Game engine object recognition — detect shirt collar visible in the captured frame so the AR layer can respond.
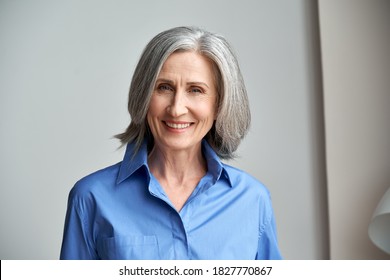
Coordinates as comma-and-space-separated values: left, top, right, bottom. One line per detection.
201, 139, 232, 187
116, 139, 233, 187
116, 141, 149, 185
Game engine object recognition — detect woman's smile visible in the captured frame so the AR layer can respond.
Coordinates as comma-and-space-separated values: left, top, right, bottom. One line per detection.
163, 121, 193, 130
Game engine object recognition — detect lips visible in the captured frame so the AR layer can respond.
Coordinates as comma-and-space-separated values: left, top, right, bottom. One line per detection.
164, 121, 192, 129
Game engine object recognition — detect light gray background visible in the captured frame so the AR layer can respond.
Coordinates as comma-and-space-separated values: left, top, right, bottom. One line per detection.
3, 0, 386, 260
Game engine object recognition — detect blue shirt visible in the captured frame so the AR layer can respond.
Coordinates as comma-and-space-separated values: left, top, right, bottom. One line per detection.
60, 140, 282, 260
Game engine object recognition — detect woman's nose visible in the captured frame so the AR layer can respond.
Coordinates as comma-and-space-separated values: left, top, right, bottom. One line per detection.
167, 91, 188, 117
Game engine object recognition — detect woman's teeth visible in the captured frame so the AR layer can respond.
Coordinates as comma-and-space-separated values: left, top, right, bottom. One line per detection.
165, 122, 191, 129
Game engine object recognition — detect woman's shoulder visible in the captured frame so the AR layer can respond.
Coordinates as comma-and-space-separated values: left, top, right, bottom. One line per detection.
68, 162, 121, 199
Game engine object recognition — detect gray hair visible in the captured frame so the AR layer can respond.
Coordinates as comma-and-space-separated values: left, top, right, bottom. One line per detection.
115, 26, 250, 159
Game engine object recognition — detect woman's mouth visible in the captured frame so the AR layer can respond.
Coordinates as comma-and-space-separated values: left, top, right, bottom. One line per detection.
164, 121, 192, 129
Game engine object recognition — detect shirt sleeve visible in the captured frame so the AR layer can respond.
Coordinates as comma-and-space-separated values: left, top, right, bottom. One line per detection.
60, 187, 98, 260
256, 194, 283, 260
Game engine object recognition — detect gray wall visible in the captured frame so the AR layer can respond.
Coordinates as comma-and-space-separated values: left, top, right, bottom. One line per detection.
0, 0, 328, 259
319, 0, 390, 259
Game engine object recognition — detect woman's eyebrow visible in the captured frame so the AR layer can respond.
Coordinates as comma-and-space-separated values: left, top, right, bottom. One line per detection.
155, 78, 174, 84
187, 82, 210, 89
156, 78, 209, 89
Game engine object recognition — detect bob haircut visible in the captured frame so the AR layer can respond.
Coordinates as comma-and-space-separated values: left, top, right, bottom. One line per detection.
116, 26, 250, 159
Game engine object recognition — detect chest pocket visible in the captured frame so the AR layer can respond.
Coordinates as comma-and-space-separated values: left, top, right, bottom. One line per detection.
97, 235, 160, 259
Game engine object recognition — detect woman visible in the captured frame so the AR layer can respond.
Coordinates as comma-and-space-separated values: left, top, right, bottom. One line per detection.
60, 26, 282, 260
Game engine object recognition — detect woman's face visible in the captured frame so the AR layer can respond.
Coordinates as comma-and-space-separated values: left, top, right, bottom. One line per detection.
147, 51, 217, 154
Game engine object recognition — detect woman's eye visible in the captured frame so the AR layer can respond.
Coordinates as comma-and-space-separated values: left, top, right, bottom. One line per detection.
158, 84, 174, 92
189, 87, 204, 94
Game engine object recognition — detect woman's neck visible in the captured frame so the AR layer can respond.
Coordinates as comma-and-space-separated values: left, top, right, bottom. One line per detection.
147, 144, 207, 185
147, 143, 208, 212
